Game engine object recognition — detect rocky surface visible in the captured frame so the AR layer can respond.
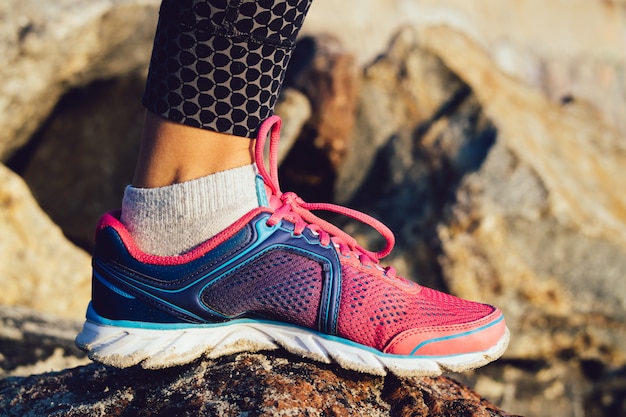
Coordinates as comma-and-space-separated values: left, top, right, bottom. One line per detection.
0, 306, 89, 378
302, 0, 626, 138
0, 352, 516, 417
14, 76, 145, 250
0, 0, 160, 161
0, 163, 91, 320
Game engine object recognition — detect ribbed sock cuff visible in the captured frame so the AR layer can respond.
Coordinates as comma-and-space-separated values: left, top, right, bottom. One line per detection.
121, 164, 259, 256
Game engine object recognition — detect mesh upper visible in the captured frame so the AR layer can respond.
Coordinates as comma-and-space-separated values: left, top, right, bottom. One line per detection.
202, 249, 323, 328
336, 264, 494, 351
201, 248, 493, 351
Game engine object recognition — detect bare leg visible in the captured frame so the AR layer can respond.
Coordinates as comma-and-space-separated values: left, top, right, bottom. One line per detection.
132, 111, 254, 188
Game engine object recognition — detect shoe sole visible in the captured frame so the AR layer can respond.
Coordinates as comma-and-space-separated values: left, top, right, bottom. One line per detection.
76, 314, 510, 377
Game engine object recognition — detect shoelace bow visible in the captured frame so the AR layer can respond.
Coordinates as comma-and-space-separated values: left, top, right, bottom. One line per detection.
255, 116, 397, 278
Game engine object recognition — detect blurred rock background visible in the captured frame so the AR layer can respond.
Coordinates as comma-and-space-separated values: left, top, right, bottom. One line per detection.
1, 0, 626, 416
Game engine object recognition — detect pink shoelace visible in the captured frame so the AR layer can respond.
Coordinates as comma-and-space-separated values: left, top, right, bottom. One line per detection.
255, 116, 397, 278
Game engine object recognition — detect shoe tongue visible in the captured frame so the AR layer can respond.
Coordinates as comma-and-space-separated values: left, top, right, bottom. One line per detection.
254, 174, 272, 207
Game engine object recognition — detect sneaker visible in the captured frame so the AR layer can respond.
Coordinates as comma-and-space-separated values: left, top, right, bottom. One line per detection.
76, 115, 509, 376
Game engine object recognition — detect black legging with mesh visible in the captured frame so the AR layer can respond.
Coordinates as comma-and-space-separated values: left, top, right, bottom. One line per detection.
142, 0, 313, 138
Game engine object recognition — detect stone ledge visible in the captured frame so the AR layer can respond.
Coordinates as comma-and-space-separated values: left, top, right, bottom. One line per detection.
0, 350, 518, 417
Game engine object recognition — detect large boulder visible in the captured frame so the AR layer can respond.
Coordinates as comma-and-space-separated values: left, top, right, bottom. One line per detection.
0, 305, 88, 378
420, 25, 626, 364
0, 352, 516, 417
15, 76, 144, 249
302, 0, 626, 137
0, 0, 159, 161
1, 0, 161, 248
0, 164, 90, 320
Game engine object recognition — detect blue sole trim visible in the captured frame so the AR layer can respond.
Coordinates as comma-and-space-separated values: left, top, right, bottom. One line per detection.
409, 314, 505, 355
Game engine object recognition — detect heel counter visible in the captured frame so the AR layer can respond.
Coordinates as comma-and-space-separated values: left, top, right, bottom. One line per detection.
90, 265, 183, 324
90, 224, 182, 324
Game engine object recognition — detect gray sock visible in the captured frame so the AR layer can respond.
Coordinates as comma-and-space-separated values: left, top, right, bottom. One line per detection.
121, 164, 259, 256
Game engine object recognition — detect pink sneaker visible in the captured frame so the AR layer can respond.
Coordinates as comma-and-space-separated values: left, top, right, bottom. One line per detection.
76, 116, 509, 376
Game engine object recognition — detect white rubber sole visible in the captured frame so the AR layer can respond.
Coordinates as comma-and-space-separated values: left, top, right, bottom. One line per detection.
76, 319, 510, 377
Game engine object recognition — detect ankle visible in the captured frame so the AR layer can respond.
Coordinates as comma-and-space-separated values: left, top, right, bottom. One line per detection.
132, 111, 255, 188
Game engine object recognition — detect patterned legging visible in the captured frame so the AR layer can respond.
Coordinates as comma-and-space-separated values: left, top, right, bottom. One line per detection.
142, 0, 313, 138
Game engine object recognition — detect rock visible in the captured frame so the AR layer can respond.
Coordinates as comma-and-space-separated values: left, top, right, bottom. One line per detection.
0, 0, 159, 161
0, 305, 88, 378
438, 141, 626, 364
13, 76, 144, 249
412, 25, 626, 366
420, 25, 626, 251
279, 35, 360, 203
336, 27, 496, 289
1, 0, 160, 249
335, 27, 469, 205
0, 163, 90, 320
0, 352, 517, 417
302, 0, 626, 137
273, 88, 312, 164
457, 358, 626, 417
289, 34, 360, 172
